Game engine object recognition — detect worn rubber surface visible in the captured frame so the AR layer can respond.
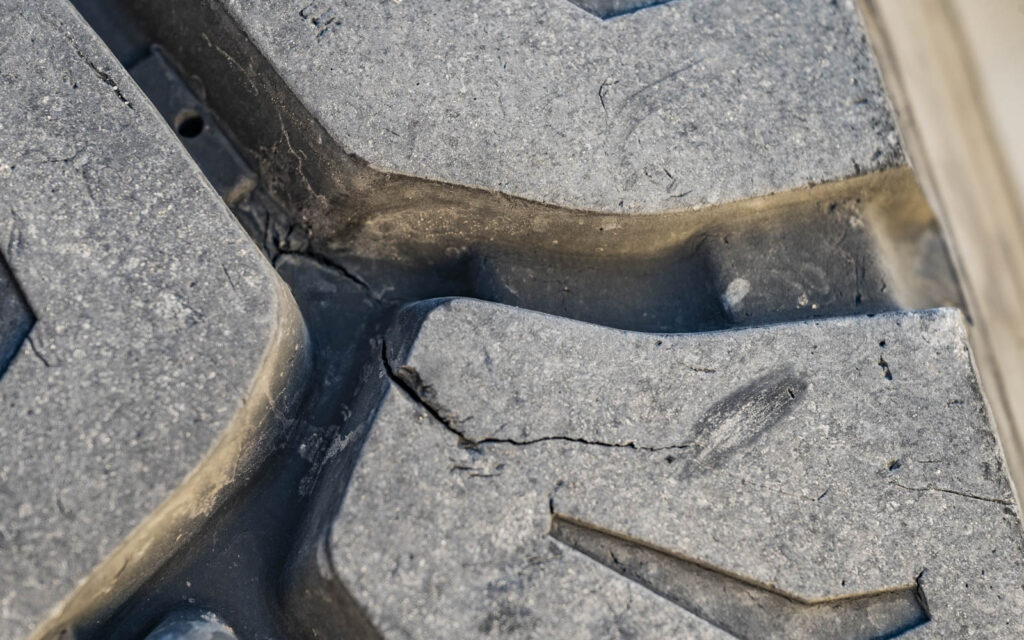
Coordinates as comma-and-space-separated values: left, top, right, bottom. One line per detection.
1, 0, 1019, 639
0, 2, 308, 638
316, 302, 1020, 639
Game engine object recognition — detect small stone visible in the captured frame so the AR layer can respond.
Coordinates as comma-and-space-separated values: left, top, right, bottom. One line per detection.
143, 610, 237, 640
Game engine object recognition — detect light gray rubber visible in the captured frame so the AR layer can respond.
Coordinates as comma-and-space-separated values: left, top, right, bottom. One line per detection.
132, 0, 900, 213
1, 1, 1018, 639
0, 2, 309, 638
309, 300, 1024, 638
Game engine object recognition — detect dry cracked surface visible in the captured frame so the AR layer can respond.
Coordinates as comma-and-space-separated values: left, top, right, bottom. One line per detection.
1, 0, 1022, 638
310, 301, 1024, 639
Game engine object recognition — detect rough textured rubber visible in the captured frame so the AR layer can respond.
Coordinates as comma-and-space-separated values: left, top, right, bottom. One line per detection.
114, 0, 959, 339
127, 0, 902, 213
298, 301, 1024, 638
1, 0, 1019, 638
0, 2, 308, 638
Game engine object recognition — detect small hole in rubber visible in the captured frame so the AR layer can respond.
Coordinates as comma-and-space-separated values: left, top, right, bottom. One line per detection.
175, 111, 204, 138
